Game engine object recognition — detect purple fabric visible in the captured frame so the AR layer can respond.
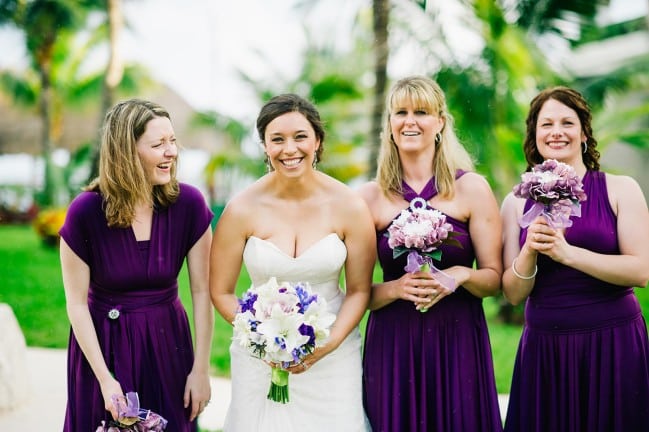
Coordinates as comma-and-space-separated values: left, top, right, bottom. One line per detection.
59, 183, 213, 432
504, 171, 649, 432
363, 172, 503, 432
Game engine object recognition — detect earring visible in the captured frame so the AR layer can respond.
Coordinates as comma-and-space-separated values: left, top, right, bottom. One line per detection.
582, 140, 587, 154
264, 154, 273, 172
435, 132, 442, 144
312, 152, 318, 170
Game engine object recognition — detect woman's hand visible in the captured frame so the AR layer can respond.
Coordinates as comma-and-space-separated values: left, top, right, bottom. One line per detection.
98, 376, 124, 421
388, 270, 437, 305
184, 368, 212, 421
414, 266, 468, 311
523, 217, 559, 254
284, 345, 332, 375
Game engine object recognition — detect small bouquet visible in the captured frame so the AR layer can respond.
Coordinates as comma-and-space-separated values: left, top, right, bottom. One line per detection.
513, 159, 587, 229
232, 277, 336, 403
386, 197, 462, 310
96, 392, 168, 431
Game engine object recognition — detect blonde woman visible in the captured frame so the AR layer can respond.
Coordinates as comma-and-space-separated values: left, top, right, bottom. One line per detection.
359, 76, 503, 431
60, 99, 214, 431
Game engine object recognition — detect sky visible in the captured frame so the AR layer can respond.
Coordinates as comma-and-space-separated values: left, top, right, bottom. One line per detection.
0, 0, 646, 122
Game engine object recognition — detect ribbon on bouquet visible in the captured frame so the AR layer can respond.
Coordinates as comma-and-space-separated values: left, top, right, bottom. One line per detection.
519, 199, 581, 229
405, 251, 457, 293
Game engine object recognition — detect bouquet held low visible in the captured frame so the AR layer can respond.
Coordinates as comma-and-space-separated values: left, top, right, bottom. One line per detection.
95, 392, 167, 431
232, 277, 336, 403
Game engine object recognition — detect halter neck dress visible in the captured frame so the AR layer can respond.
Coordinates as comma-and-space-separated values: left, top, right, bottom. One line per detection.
363, 173, 503, 432
504, 170, 649, 432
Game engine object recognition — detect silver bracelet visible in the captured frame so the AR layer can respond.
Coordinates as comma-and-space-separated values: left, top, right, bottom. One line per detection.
511, 257, 537, 280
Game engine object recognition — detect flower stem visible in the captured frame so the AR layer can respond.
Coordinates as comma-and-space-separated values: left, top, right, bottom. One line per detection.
267, 367, 290, 403
420, 262, 430, 313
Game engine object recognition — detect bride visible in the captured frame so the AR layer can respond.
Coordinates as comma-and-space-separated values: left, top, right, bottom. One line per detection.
209, 94, 375, 431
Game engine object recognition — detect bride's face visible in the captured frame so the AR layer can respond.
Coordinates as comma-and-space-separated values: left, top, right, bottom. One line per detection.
264, 111, 320, 176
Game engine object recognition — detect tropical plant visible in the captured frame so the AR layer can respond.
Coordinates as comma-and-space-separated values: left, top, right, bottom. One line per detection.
0, 0, 93, 206
190, 111, 265, 206
32, 206, 66, 247
198, 20, 375, 204
0, 0, 150, 204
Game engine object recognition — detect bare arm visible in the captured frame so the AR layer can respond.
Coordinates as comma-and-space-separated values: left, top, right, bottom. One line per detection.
184, 227, 214, 420
60, 239, 123, 420
452, 173, 502, 298
209, 202, 248, 325
501, 193, 538, 305
328, 196, 375, 349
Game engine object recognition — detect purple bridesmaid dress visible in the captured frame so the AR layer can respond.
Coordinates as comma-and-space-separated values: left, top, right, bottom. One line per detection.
59, 183, 213, 431
504, 170, 649, 432
363, 173, 503, 432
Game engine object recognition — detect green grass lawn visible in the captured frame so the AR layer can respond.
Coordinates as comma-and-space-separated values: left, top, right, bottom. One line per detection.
1, 224, 648, 394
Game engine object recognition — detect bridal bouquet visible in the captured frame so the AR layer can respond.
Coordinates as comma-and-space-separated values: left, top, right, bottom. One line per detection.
233, 277, 336, 403
386, 197, 462, 310
95, 392, 168, 431
513, 159, 587, 228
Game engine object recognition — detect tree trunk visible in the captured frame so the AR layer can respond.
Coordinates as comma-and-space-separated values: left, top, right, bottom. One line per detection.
368, 0, 389, 179
89, 0, 124, 181
37, 59, 55, 207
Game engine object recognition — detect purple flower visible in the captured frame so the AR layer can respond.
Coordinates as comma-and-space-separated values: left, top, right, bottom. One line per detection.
238, 291, 257, 313
513, 159, 587, 228
298, 323, 316, 345
386, 201, 461, 264
97, 392, 168, 431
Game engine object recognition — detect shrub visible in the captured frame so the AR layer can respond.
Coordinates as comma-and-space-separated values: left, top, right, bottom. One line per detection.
33, 208, 67, 247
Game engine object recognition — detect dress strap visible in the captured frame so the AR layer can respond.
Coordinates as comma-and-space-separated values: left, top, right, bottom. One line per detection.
401, 170, 466, 201
401, 177, 438, 201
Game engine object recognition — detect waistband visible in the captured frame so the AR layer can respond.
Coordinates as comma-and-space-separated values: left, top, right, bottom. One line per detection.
88, 285, 179, 320
525, 292, 641, 332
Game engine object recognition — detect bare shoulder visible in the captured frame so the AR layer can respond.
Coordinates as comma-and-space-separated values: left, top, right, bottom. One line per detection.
455, 172, 499, 213
327, 177, 367, 209
604, 172, 647, 213
355, 180, 382, 204
318, 174, 371, 221
456, 171, 495, 196
604, 172, 643, 196
219, 179, 264, 222
500, 191, 524, 220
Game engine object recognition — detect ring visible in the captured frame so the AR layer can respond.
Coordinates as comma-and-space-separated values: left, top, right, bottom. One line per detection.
301, 362, 307, 370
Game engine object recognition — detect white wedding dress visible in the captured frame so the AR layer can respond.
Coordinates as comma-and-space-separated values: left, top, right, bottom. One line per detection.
224, 233, 370, 432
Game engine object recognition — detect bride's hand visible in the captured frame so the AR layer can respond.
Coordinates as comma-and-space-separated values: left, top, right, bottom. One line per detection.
286, 346, 330, 375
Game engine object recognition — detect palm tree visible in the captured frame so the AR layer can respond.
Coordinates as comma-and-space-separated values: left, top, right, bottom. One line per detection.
0, 0, 98, 206
368, 0, 389, 178
200, 26, 373, 201
88, 0, 125, 180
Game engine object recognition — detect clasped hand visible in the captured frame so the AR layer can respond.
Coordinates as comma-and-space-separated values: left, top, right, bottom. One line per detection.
525, 217, 572, 264
397, 270, 454, 311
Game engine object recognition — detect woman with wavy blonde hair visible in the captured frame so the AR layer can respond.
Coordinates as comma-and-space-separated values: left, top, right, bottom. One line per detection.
359, 76, 503, 431
60, 99, 214, 431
